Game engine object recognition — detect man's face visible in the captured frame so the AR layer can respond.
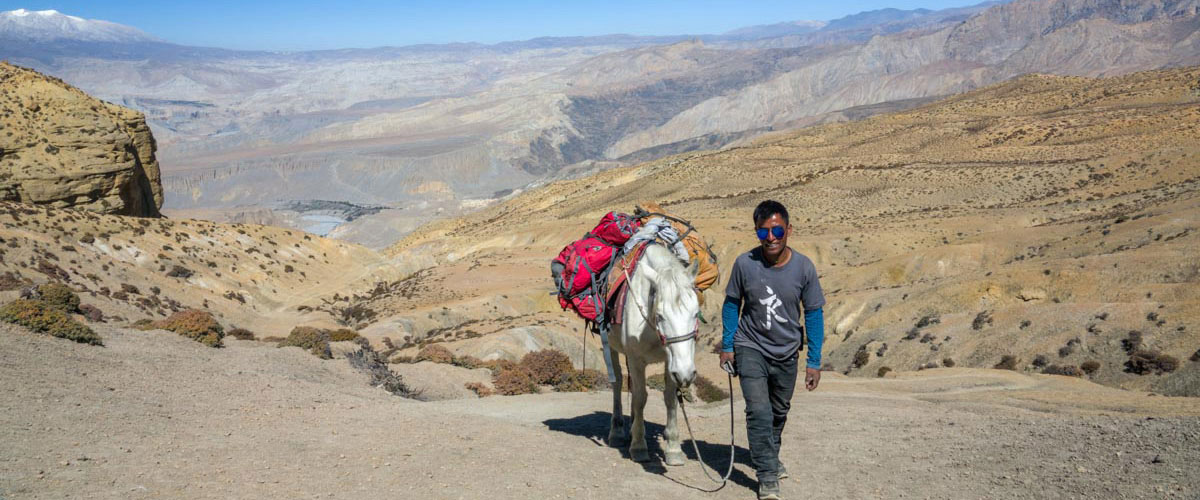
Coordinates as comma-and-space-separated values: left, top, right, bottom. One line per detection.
756, 213, 790, 261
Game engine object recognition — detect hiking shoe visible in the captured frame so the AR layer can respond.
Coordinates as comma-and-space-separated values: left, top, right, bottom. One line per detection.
758, 480, 782, 500
777, 463, 789, 479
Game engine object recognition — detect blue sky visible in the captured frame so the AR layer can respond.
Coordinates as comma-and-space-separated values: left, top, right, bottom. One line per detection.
4, 0, 985, 50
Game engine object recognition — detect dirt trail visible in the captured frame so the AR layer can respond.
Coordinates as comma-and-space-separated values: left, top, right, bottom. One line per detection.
2, 325, 1198, 499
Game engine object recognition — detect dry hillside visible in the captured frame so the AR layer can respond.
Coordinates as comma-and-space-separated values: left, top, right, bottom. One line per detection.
0, 200, 400, 338
378, 66, 1200, 395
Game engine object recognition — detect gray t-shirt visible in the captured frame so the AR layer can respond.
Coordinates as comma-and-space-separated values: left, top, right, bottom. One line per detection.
725, 247, 825, 361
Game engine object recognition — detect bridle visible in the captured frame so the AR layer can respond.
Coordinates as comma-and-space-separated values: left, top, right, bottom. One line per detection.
659, 319, 698, 346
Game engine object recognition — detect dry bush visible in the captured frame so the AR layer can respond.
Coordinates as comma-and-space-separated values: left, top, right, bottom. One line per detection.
416, 344, 454, 364
278, 326, 331, 359
520, 349, 574, 385
971, 310, 993, 330
153, 309, 225, 347
226, 327, 255, 340
390, 355, 415, 364
35, 283, 80, 313
1191, 349, 1200, 363
452, 354, 484, 369
465, 382, 494, 397
347, 344, 419, 398
166, 265, 193, 278
327, 328, 360, 342
481, 358, 517, 374
1125, 350, 1179, 375
852, 348, 870, 369
131, 318, 156, 330
1042, 365, 1084, 377
693, 373, 728, 402
877, 366, 893, 377
492, 367, 537, 395
994, 355, 1019, 370
0, 272, 32, 291
1032, 354, 1049, 368
554, 369, 608, 393
0, 299, 102, 345
78, 303, 104, 322
1080, 360, 1101, 374
942, 357, 956, 368
1121, 331, 1143, 354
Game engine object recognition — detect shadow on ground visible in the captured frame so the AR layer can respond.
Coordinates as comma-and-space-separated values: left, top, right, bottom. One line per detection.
544, 411, 756, 490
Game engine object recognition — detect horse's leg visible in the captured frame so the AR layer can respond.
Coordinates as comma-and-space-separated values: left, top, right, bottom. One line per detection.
662, 372, 685, 466
628, 356, 651, 462
607, 349, 626, 446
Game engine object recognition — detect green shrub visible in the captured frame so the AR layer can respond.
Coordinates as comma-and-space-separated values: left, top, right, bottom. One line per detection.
554, 369, 608, 392
1080, 360, 1101, 374
994, 355, 1019, 370
877, 366, 893, 377
520, 349, 573, 385
35, 283, 79, 313
416, 344, 454, 364
153, 309, 224, 347
492, 367, 537, 395
278, 326, 331, 359
693, 373, 728, 402
0, 299, 101, 345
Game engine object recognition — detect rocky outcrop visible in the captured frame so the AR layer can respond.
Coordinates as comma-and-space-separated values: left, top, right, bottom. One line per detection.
0, 62, 162, 216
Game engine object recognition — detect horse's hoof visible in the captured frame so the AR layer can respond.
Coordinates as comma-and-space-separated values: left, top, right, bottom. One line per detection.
630, 447, 651, 462
607, 431, 626, 447
664, 450, 686, 466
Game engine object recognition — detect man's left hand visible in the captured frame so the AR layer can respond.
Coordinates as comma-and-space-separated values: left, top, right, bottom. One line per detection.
805, 367, 821, 391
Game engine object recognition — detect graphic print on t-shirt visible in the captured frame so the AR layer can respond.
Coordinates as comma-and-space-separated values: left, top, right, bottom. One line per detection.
758, 285, 789, 329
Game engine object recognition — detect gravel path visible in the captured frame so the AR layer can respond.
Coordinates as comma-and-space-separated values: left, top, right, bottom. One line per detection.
2, 325, 1197, 499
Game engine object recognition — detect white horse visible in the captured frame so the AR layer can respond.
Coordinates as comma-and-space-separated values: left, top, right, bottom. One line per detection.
607, 241, 700, 465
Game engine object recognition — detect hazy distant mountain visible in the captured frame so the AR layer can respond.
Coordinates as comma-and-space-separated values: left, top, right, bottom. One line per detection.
0, 8, 159, 43
0, 0, 1196, 242
721, 20, 827, 41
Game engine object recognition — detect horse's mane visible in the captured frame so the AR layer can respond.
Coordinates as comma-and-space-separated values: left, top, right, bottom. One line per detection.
642, 243, 698, 316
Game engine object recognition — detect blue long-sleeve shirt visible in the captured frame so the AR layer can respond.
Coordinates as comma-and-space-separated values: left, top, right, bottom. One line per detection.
723, 296, 824, 370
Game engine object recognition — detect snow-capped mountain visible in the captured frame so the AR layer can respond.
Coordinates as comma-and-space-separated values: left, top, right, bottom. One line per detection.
0, 9, 159, 42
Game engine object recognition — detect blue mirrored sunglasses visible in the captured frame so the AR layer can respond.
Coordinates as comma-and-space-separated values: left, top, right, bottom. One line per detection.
756, 226, 786, 240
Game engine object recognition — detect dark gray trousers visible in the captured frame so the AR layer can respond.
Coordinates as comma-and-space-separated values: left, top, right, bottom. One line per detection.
736, 347, 798, 483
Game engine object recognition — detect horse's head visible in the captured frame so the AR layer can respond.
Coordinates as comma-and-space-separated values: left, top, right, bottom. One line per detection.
641, 260, 700, 388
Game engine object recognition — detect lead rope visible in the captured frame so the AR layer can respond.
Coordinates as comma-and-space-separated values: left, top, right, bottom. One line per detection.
672, 354, 737, 491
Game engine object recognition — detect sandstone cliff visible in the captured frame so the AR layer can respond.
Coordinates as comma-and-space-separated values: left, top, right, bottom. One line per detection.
0, 62, 162, 216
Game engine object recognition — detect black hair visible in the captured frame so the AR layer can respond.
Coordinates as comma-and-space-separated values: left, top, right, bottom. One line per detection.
753, 200, 789, 226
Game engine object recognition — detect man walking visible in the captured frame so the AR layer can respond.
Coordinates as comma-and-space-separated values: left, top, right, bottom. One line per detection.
720, 200, 826, 500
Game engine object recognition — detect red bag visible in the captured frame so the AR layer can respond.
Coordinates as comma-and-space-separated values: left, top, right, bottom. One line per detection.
552, 212, 642, 322
590, 212, 641, 246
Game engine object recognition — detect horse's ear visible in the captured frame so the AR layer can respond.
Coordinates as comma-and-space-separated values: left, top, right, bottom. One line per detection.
641, 264, 659, 282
